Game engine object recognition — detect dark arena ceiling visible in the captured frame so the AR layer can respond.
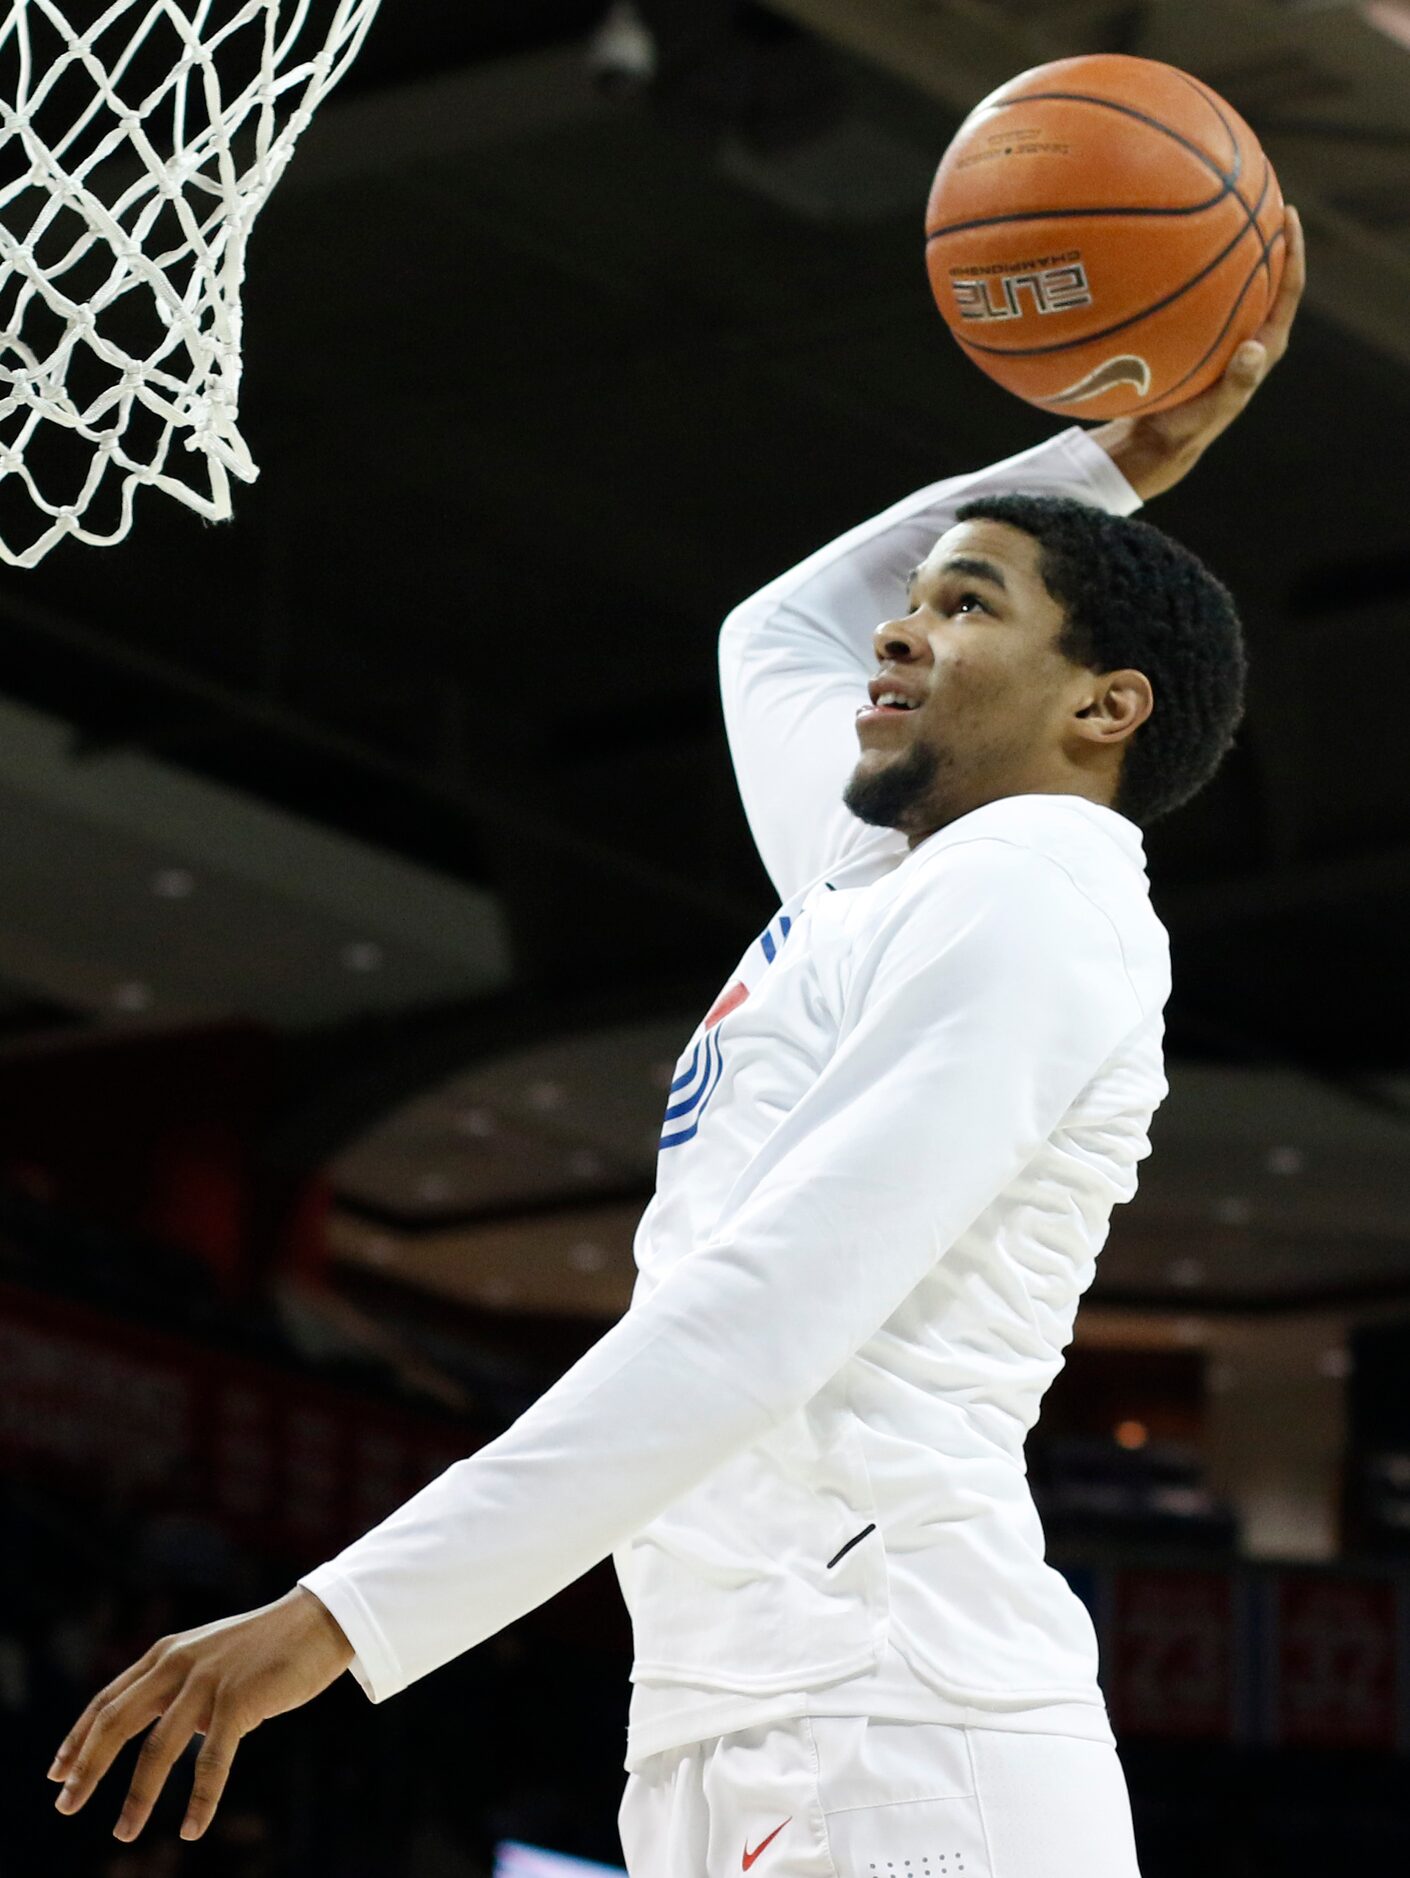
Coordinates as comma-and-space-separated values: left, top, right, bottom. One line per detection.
1, 0, 1408, 1319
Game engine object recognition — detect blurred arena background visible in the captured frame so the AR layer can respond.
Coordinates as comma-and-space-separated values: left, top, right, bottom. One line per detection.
4, 0, 1410, 1872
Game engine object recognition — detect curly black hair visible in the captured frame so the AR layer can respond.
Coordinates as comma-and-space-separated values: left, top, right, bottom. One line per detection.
953, 491, 1247, 827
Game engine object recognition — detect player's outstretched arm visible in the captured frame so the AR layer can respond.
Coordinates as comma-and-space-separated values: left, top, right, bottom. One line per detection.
46, 1585, 354, 1845
1092, 204, 1305, 500
721, 203, 1304, 909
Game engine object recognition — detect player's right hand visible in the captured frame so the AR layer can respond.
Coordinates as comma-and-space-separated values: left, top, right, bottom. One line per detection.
46, 1584, 355, 1845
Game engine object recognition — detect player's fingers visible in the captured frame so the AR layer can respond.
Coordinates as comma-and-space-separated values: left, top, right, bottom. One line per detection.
1225, 339, 1268, 392
112, 1684, 209, 1842
1150, 208, 1299, 447
1257, 205, 1305, 361
178, 1704, 245, 1843
49, 1651, 157, 1781
1196, 340, 1268, 437
53, 1669, 169, 1818
1149, 335, 1266, 451
1194, 206, 1303, 416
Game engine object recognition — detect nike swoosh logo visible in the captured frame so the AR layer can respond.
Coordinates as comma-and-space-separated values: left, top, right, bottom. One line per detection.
742, 1817, 791, 1869
1047, 353, 1151, 404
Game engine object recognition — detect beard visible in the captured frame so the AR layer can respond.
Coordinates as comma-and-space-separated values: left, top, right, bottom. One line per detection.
841, 733, 944, 831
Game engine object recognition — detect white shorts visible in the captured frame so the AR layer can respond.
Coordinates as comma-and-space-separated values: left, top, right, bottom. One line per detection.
617, 1714, 1143, 1878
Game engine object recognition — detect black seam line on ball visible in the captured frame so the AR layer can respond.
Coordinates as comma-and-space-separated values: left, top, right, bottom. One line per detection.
1155, 223, 1286, 401
953, 195, 1265, 359
926, 193, 1229, 241
975, 88, 1240, 187
826, 1524, 877, 1569
1168, 67, 1238, 170
926, 85, 1244, 242
1175, 74, 1277, 294
953, 141, 1274, 368
1032, 220, 1286, 411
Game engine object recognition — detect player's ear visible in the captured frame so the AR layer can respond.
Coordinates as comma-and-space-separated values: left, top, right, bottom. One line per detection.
1096, 672, 1149, 736
1079, 671, 1153, 740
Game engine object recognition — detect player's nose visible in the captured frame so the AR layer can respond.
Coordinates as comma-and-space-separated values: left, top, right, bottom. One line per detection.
872, 610, 929, 663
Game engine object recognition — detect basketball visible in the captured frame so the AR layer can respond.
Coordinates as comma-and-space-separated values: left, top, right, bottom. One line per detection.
924, 54, 1286, 419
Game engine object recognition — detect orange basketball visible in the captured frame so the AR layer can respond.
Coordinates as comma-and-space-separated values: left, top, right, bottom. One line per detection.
924, 54, 1285, 419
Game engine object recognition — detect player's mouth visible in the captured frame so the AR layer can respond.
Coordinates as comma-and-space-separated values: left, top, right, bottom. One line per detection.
857, 685, 924, 727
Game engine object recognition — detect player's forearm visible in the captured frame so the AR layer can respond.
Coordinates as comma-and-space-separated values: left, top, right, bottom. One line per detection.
297, 1157, 947, 1707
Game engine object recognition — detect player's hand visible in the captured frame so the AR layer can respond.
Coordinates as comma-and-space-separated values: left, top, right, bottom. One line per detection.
46, 1585, 355, 1845
1091, 202, 1305, 500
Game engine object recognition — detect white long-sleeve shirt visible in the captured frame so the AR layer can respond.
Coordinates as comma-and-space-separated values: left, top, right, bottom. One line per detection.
299, 424, 1170, 1772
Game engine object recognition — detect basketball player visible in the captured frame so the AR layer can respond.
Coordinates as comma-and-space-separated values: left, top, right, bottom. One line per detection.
48, 206, 1303, 1874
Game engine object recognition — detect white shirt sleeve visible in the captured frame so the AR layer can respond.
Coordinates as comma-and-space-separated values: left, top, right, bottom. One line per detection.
298, 837, 1145, 1704
718, 425, 1142, 902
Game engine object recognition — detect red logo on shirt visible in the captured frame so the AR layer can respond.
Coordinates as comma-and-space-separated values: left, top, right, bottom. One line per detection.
742, 1818, 791, 1869
704, 980, 749, 1029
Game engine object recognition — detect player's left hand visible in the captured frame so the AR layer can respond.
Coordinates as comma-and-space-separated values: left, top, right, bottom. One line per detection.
1091, 202, 1305, 500
46, 1586, 354, 1844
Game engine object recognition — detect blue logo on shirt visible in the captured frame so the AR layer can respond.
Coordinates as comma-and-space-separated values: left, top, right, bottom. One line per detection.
658, 911, 794, 1151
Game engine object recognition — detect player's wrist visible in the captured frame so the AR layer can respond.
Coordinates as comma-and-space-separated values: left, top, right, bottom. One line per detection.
1088, 418, 1185, 502
282, 1584, 357, 1669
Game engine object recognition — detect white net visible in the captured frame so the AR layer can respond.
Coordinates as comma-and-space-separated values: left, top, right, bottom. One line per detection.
0, 0, 382, 568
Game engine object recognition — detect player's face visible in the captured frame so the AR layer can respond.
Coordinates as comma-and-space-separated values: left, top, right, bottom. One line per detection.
842, 518, 1106, 843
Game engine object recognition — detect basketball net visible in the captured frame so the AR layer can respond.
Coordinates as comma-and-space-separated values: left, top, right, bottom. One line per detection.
0, 0, 381, 568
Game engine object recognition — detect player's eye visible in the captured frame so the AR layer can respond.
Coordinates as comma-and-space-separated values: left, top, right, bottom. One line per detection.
903, 587, 988, 616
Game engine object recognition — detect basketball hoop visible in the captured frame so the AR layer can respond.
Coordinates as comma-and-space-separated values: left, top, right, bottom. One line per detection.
0, 0, 382, 568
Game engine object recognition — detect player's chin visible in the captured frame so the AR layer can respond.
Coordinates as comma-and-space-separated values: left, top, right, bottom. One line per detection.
846, 746, 895, 785
853, 720, 926, 775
